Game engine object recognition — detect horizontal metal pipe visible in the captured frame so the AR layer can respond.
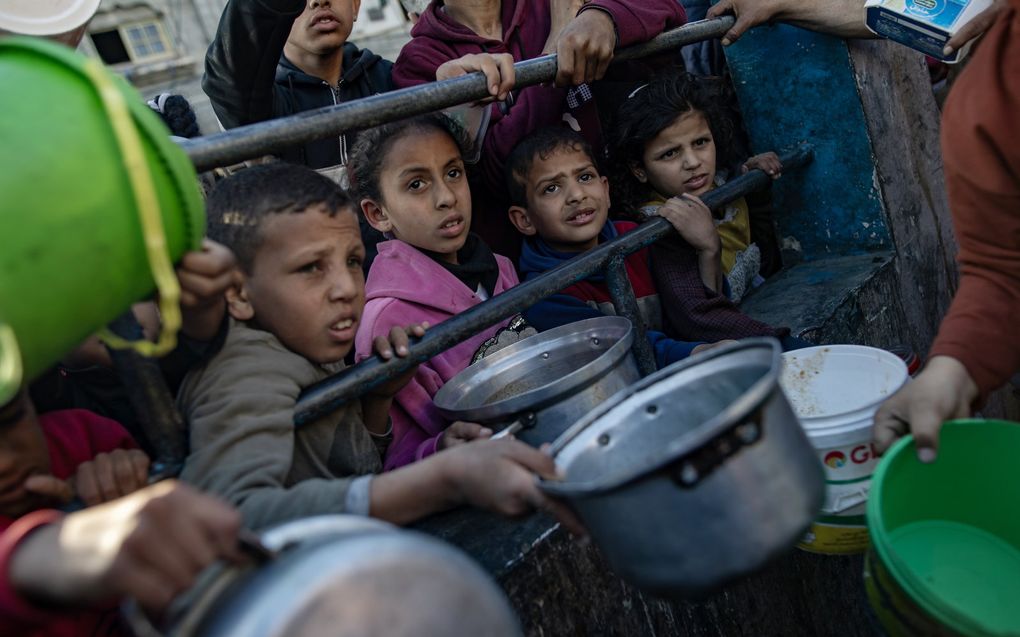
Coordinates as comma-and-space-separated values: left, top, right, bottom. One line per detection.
294, 144, 813, 425
182, 17, 735, 172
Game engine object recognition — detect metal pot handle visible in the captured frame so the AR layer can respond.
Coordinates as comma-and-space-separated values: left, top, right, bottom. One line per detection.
490, 412, 537, 440
669, 416, 763, 489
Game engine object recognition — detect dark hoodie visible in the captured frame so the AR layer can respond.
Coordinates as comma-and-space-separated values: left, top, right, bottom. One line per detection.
393, 0, 685, 257
203, 0, 394, 169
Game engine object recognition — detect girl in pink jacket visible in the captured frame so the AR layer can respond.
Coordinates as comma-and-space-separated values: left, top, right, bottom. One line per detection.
351, 113, 530, 470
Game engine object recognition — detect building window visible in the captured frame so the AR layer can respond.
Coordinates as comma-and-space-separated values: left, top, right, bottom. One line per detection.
90, 20, 173, 66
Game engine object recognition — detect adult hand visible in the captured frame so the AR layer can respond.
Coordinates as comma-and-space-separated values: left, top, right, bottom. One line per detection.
436, 53, 516, 103
944, 0, 1007, 56
872, 356, 978, 462
555, 9, 617, 87
708, 0, 787, 46
177, 239, 239, 341
442, 438, 586, 536
8, 481, 243, 615
439, 421, 492, 450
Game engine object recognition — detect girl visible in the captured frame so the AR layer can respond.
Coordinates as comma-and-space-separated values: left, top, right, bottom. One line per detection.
609, 71, 783, 302
350, 114, 533, 470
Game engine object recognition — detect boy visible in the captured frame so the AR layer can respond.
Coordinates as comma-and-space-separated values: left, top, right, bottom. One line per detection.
204, 0, 393, 172
393, 0, 686, 257
0, 388, 154, 634
507, 127, 735, 367
180, 163, 578, 531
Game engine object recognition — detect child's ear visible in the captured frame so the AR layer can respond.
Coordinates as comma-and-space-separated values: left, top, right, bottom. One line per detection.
508, 206, 537, 236
225, 276, 255, 322
361, 199, 392, 233
629, 161, 648, 184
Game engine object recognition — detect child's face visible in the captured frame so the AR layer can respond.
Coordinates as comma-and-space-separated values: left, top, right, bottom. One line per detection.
634, 110, 717, 198
509, 146, 610, 253
228, 207, 366, 365
0, 392, 52, 519
287, 0, 361, 56
362, 129, 472, 264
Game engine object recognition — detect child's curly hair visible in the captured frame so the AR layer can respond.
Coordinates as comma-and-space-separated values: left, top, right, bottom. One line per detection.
607, 70, 743, 214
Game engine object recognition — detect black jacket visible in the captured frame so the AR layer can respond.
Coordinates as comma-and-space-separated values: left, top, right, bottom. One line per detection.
203, 0, 394, 169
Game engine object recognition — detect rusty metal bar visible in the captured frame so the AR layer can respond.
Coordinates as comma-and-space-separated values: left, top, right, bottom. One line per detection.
294, 144, 813, 425
181, 17, 735, 172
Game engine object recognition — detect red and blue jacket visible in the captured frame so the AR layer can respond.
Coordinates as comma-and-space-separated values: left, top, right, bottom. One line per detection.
520, 221, 706, 367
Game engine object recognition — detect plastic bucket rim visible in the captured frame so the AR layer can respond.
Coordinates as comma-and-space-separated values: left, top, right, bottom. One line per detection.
867, 419, 1019, 636
782, 345, 908, 430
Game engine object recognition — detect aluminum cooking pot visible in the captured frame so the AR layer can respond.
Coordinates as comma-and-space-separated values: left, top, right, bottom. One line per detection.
433, 316, 640, 446
541, 338, 824, 598
129, 516, 520, 637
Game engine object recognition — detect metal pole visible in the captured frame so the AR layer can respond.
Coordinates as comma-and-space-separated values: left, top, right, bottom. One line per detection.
181, 17, 735, 172
605, 255, 658, 377
295, 144, 812, 425
106, 312, 188, 477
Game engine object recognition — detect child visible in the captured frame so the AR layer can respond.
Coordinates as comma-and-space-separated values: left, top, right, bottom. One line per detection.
508, 126, 735, 367
0, 388, 151, 635
392, 0, 687, 257
350, 113, 534, 470
609, 71, 784, 302
507, 126, 796, 361
180, 163, 574, 531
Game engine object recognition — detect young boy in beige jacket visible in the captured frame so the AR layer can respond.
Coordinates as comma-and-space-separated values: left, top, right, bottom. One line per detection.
179, 163, 577, 531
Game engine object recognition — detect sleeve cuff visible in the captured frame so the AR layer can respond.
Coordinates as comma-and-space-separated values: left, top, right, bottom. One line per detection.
343, 475, 374, 516
0, 509, 64, 627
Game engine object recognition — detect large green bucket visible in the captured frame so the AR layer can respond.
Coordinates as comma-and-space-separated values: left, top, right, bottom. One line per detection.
0, 37, 205, 403
865, 420, 1020, 636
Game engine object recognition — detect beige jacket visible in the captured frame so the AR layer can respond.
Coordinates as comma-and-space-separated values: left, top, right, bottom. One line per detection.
178, 320, 382, 529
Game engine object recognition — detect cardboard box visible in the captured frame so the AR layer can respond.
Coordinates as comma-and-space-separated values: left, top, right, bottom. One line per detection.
865, 0, 993, 62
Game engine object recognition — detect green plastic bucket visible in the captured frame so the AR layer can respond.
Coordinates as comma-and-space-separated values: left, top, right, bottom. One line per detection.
0, 37, 204, 398
866, 420, 1020, 636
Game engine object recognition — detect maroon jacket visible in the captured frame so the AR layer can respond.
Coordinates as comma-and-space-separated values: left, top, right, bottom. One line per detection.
392, 0, 685, 256
929, 1, 1020, 400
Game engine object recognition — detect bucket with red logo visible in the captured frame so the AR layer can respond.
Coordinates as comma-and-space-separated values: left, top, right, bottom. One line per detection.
780, 345, 908, 554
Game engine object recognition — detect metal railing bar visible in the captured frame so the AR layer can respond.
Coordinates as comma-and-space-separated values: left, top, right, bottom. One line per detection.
181, 17, 735, 172
605, 255, 657, 377
294, 144, 813, 425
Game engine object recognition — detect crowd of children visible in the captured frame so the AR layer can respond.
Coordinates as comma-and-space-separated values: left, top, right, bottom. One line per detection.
13, 0, 1013, 631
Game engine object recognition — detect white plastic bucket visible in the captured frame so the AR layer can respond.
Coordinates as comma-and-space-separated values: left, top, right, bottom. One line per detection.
780, 345, 908, 554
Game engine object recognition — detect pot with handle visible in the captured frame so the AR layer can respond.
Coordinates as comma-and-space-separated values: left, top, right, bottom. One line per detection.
541, 338, 824, 598
126, 515, 521, 637
433, 316, 640, 446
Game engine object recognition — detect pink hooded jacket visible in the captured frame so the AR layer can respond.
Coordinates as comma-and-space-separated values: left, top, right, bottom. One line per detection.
355, 240, 519, 469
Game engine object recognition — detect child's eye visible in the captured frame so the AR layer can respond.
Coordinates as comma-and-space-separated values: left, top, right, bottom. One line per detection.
578, 172, 594, 183
297, 262, 323, 274
447, 167, 462, 179
543, 184, 560, 195
347, 256, 363, 269
407, 178, 426, 192
660, 149, 678, 160
693, 137, 712, 148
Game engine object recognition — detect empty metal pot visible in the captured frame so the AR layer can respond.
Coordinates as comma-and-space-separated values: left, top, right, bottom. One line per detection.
131, 516, 521, 637
433, 316, 640, 446
541, 338, 824, 598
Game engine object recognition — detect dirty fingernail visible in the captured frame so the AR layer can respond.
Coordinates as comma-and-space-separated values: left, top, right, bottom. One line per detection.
917, 448, 937, 464
942, 45, 954, 56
